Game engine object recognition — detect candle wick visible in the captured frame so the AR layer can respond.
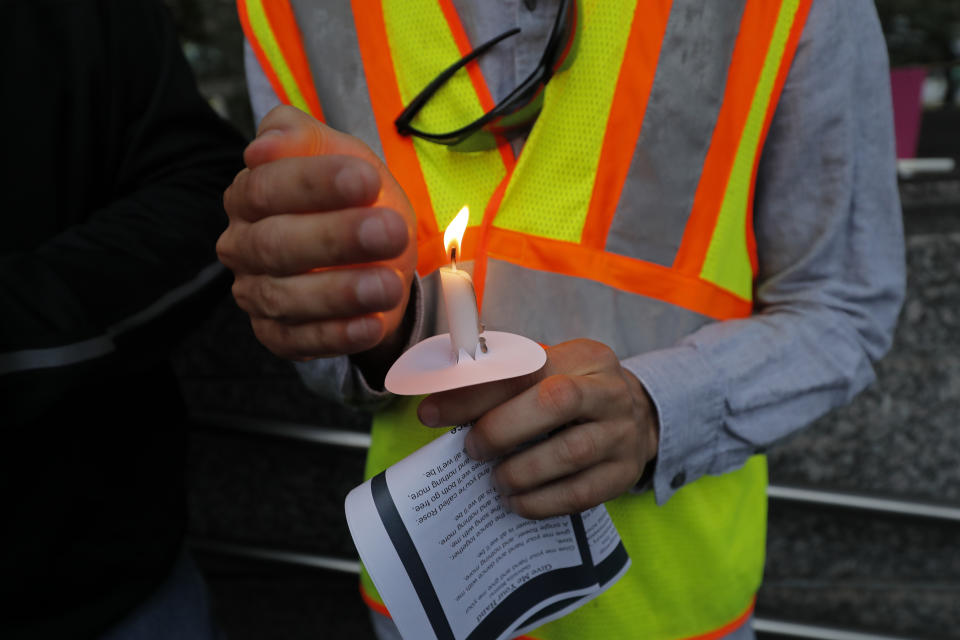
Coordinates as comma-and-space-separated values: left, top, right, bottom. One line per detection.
450, 246, 458, 271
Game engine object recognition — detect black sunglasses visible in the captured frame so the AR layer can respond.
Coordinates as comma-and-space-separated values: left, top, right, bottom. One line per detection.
394, 0, 581, 152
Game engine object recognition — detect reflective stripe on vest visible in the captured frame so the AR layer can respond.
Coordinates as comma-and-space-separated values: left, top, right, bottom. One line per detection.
241, 1, 812, 638
237, 0, 324, 121
239, 2, 808, 316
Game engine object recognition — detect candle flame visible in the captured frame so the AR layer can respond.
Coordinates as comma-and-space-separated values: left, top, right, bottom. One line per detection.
443, 206, 470, 262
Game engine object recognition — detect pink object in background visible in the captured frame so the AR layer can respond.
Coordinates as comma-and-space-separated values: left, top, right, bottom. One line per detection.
890, 66, 926, 159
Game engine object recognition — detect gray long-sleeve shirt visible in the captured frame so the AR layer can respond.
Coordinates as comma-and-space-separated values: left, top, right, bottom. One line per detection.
245, 0, 905, 505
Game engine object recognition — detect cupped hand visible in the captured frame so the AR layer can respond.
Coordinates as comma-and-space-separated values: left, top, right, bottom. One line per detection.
417, 339, 659, 519
217, 105, 417, 360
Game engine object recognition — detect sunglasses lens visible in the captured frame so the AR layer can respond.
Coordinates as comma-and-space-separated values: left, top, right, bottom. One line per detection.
450, 130, 499, 152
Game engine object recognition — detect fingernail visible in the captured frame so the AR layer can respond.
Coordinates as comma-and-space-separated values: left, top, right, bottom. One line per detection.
355, 272, 386, 308
346, 316, 379, 344
335, 164, 378, 204
418, 401, 439, 427
501, 496, 513, 514
357, 215, 390, 253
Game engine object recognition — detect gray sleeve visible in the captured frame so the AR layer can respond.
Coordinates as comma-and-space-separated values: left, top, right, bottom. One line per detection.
622, 0, 906, 504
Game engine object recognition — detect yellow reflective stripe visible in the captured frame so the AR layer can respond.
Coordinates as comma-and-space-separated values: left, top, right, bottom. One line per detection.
699, 0, 800, 300
381, 0, 507, 232
244, 0, 313, 115
494, 0, 637, 243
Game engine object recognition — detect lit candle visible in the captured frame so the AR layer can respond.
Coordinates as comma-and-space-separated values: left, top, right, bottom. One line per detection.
440, 206, 483, 361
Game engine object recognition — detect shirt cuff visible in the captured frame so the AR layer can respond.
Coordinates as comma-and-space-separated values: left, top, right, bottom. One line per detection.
621, 345, 725, 505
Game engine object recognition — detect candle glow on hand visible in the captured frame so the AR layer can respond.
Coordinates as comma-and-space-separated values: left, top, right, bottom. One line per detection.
440, 206, 482, 361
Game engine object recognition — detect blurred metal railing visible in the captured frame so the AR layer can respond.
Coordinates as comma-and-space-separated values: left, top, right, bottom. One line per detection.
190, 411, 960, 523
189, 411, 951, 640
188, 538, 918, 640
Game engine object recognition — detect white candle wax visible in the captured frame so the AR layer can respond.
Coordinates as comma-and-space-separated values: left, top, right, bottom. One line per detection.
439, 265, 481, 361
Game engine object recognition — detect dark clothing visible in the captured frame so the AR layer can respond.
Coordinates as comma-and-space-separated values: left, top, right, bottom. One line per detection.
1, 1, 246, 637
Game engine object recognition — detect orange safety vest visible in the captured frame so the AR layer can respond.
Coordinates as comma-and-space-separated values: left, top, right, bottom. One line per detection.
239, 2, 812, 638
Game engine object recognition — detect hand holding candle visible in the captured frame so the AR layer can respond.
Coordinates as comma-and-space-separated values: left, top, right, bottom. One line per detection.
382, 204, 545, 395
417, 339, 660, 520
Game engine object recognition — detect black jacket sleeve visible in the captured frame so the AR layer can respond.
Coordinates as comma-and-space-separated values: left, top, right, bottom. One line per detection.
0, 1, 246, 400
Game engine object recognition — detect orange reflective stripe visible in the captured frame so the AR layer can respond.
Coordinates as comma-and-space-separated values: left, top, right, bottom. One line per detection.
437, 0, 517, 174
486, 228, 752, 320
359, 580, 391, 617
673, 0, 795, 276
680, 596, 755, 640
743, 0, 812, 276
436, 0, 515, 310
237, 0, 324, 121
581, 0, 672, 251
473, 163, 516, 310
351, 0, 439, 269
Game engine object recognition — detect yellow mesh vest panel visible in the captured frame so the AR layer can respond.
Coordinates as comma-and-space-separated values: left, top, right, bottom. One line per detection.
494, 0, 637, 243
699, 0, 801, 300
381, 1, 507, 231
529, 459, 766, 640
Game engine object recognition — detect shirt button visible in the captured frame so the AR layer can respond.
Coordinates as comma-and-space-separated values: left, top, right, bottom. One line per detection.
670, 471, 686, 489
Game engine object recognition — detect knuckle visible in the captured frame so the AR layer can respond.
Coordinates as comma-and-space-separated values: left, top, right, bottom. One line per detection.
297, 160, 326, 200
215, 231, 235, 268
222, 170, 245, 215
595, 342, 619, 368
494, 464, 521, 494
255, 278, 287, 320
246, 167, 274, 215
537, 375, 582, 417
609, 376, 631, 408
251, 220, 285, 273
555, 428, 598, 468
561, 481, 595, 514
576, 338, 616, 368
230, 278, 249, 309
470, 424, 498, 456
268, 321, 311, 360
250, 318, 291, 360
